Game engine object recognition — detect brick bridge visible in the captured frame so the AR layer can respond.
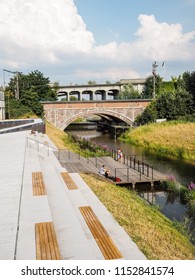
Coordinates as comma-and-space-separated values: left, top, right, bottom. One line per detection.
43, 100, 151, 130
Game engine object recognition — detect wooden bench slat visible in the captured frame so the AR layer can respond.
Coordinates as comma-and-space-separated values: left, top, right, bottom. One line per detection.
50, 223, 61, 260
32, 172, 47, 196
35, 222, 61, 260
35, 224, 42, 260
43, 223, 52, 260
79, 206, 123, 260
61, 172, 78, 190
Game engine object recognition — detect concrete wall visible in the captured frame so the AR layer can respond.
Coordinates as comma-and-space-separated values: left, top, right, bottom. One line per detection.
0, 119, 45, 134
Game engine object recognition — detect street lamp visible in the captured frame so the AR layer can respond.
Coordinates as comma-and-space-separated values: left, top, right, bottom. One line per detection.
152, 61, 158, 98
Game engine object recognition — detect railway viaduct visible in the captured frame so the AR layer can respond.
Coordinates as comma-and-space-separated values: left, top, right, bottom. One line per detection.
42, 100, 151, 130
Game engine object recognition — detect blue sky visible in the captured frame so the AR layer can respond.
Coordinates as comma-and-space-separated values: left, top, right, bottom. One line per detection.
0, 0, 195, 85
75, 0, 195, 44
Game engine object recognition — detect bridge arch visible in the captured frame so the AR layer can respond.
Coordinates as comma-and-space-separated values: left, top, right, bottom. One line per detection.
43, 100, 150, 131
60, 109, 134, 130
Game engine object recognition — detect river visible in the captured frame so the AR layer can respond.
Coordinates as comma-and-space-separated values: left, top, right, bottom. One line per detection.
67, 129, 195, 242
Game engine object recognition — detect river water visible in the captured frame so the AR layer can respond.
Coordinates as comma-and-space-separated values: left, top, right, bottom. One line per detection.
67, 129, 195, 241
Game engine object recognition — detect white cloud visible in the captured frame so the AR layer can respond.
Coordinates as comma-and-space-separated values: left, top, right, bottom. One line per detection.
0, 0, 195, 84
74, 67, 140, 83
0, 0, 94, 67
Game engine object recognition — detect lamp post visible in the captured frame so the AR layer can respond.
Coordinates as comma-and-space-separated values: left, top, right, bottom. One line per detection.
152, 61, 158, 98
3, 69, 21, 100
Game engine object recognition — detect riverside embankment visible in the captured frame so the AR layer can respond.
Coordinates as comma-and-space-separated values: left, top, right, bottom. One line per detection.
120, 121, 195, 162
46, 121, 195, 260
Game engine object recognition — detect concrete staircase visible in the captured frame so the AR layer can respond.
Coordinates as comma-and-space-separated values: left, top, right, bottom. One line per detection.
16, 132, 146, 260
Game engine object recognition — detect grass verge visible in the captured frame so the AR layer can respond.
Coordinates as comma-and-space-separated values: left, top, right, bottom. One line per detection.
80, 173, 194, 260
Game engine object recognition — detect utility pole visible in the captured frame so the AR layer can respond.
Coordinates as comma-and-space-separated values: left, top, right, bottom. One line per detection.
152, 61, 158, 98
3, 69, 20, 100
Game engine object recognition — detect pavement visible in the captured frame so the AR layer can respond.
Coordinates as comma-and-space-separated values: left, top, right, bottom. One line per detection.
0, 130, 147, 260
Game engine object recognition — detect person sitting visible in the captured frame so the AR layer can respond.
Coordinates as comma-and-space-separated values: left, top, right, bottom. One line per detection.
104, 169, 110, 178
99, 165, 106, 175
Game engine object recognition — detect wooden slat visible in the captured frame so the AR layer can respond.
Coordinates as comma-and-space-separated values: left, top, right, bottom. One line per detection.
79, 206, 123, 260
35, 222, 61, 260
32, 172, 47, 196
61, 172, 78, 190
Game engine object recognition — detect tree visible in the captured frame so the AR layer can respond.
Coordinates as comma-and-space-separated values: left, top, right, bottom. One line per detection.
118, 83, 141, 100
88, 81, 96, 85
5, 70, 56, 118
144, 75, 163, 98
135, 101, 157, 125
182, 71, 195, 106
19, 89, 44, 117
8, 70, 57, 101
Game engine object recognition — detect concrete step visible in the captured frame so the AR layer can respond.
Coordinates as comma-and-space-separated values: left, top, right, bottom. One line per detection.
38, 154, 103, 260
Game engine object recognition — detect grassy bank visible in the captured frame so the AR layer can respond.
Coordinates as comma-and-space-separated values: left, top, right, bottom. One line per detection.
80, 173, 194, 260
121, 121, 195, 162
45, 121, 194, 259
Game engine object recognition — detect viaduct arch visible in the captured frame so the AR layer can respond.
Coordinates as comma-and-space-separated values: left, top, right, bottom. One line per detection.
57, 79, 146, 101
43, 100, 151, 131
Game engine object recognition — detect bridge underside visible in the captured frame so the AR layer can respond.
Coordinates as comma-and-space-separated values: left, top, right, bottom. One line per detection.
59, 110, 134, 130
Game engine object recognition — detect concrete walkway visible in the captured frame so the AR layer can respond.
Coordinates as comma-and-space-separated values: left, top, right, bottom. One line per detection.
0, 130, 146, 260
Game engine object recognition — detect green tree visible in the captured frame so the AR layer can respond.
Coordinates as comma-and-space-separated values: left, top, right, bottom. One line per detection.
5, 90, 33, 119
135, 101, 157, 125
19, 89, 44, 117
6, 70, 56, 118
118, 83, 141, 99
88, 80, 96, 85
144, 75, 163, 98
8, 70, 57, 101
182, 71, 195, 106
159, 81, 175, 95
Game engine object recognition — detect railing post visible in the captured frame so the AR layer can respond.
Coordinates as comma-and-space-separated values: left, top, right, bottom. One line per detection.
134, 158, 136, 169
147, 164, 149, 177
152, 167, 154, 180
127, 168, 129, 181
139, 166, 142, 180
142, 162, 144, 175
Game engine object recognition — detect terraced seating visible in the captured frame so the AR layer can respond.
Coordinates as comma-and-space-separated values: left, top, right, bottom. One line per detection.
79, 206, 123, 260
32, 172, 47, 196
61, 172, 78, 190
35, 222, 61, 260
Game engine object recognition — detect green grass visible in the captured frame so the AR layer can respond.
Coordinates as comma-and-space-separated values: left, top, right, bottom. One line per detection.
80, 173, 194, 260
121, 121, 195, 162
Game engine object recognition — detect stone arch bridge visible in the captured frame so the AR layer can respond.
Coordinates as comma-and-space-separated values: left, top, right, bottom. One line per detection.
43, 100, 151, 131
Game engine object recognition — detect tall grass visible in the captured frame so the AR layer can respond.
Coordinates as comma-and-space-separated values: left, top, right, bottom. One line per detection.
121, 121, 195, 161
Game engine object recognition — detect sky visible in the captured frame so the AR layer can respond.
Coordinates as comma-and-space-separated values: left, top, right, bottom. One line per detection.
0, 0, 195, 86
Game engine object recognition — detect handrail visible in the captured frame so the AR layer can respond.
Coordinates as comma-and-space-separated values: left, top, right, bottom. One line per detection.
27, 136, 58, 151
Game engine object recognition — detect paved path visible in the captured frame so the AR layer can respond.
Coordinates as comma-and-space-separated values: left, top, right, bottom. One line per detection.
0, 130, 146, 260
